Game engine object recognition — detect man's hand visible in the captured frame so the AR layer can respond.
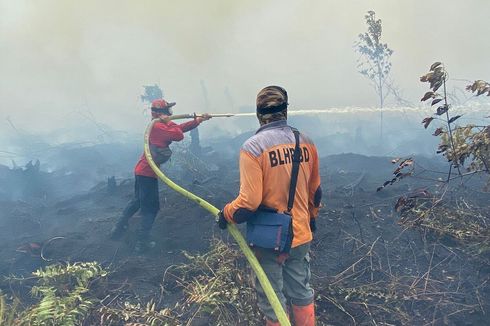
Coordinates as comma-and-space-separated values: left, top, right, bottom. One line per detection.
196, 113, 211, 123
158, 114, 171, 123
217, 210, 228, 230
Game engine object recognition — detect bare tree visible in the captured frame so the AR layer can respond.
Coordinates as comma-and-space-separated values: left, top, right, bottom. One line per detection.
355, 11, 394, 140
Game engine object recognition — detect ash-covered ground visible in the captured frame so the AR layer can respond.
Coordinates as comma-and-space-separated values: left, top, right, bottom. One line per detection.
0, 138, 488, 325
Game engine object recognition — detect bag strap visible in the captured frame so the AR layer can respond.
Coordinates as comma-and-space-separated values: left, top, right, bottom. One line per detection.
286, 128, 301, 213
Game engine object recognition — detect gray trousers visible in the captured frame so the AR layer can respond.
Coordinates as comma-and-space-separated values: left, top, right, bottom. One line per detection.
254, 242, 314, 321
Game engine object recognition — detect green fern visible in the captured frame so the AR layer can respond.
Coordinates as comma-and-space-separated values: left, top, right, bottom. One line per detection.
16, 261, 107, 326
0, 291, 21, 326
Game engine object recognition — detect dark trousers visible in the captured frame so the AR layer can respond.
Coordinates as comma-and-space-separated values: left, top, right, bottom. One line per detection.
119, 175, 160, 234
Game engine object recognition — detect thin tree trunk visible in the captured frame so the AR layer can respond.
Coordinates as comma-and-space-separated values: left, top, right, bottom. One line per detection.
377, 63, 384, 144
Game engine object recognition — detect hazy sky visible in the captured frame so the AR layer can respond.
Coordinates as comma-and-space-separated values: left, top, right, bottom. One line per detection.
1, 0, 489, 135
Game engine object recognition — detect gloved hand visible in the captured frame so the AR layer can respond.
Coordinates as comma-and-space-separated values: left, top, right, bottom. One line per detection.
310, 218, 317, 233
197, 113, 212, 123
217, 210, 228, 230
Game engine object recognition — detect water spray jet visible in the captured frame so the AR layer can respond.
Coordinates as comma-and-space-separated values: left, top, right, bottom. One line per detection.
167, 106, 490, 121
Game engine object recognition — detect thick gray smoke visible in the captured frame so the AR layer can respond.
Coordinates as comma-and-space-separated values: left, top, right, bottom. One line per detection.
0, 0, 489, 161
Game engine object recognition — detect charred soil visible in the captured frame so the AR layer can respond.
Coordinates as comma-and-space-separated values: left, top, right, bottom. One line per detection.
0, 153, 489, 325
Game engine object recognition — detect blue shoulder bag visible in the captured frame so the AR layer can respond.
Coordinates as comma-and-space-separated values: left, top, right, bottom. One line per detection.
246, 128, 301, 253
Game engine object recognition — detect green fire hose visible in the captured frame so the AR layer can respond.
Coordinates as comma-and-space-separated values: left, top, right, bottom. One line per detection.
144, 119, 290, 326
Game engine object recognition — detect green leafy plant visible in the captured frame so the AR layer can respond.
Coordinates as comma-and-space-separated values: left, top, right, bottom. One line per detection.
0, 292, 20, 326
0, 292, 5, 324
420, 63, 490, 182
95, 239, 259, 326
16, 262, 107, 326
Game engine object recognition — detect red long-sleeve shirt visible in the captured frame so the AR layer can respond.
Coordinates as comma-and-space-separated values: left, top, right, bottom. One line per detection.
135, 119, 200, 178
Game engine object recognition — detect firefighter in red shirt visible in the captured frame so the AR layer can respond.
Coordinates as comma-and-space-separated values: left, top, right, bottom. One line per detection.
110, 99, 210, 252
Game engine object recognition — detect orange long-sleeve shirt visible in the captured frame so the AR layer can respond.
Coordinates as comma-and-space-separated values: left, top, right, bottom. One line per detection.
224, 120, 322, 248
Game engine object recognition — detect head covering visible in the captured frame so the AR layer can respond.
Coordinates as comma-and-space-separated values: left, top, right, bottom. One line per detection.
256, 86, 288, 114
151, 99, 176, 110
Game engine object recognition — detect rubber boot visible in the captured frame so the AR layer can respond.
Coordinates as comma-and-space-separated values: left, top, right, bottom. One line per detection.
134, 239, 147, 253
134, 228, 155, 253
110, 199, 140, 240
109, 220, 128, 240
134, 228, 149, 253
292, 303, 315, 326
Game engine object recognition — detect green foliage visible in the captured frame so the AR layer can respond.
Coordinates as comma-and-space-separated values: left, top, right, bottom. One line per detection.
420, 63, 490, 180
0, 292, 4, 324
439, 125, 490, 173
8, 262, 107, 326
0, 292, 19, 326
32, 261, 106, 291
27, 286, 92, 325
95, 239, 258, 326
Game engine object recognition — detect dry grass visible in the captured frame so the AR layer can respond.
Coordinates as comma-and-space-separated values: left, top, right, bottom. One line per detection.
94, 239, 261, 326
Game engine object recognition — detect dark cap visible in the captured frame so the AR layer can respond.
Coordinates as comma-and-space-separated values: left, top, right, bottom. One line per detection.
256, 86, 288, 114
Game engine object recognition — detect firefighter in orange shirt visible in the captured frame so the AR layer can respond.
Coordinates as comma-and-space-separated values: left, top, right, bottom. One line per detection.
218, 86, 322, 325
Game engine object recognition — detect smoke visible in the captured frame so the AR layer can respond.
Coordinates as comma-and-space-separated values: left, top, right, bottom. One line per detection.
0, 0, 489, 155
0, 0, 261, 129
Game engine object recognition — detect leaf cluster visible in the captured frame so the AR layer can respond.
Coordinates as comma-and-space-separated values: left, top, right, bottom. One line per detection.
420, 63, 452, 127
466, 80, 490, 96
355, 11, 393, 85
3, 262, 107, 326
377, 158, 414, 191
439, 125, 490, 171
420, 63, 490, 174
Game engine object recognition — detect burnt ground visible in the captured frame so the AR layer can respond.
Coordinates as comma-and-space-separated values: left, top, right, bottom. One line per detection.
0, 152, 489, 325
